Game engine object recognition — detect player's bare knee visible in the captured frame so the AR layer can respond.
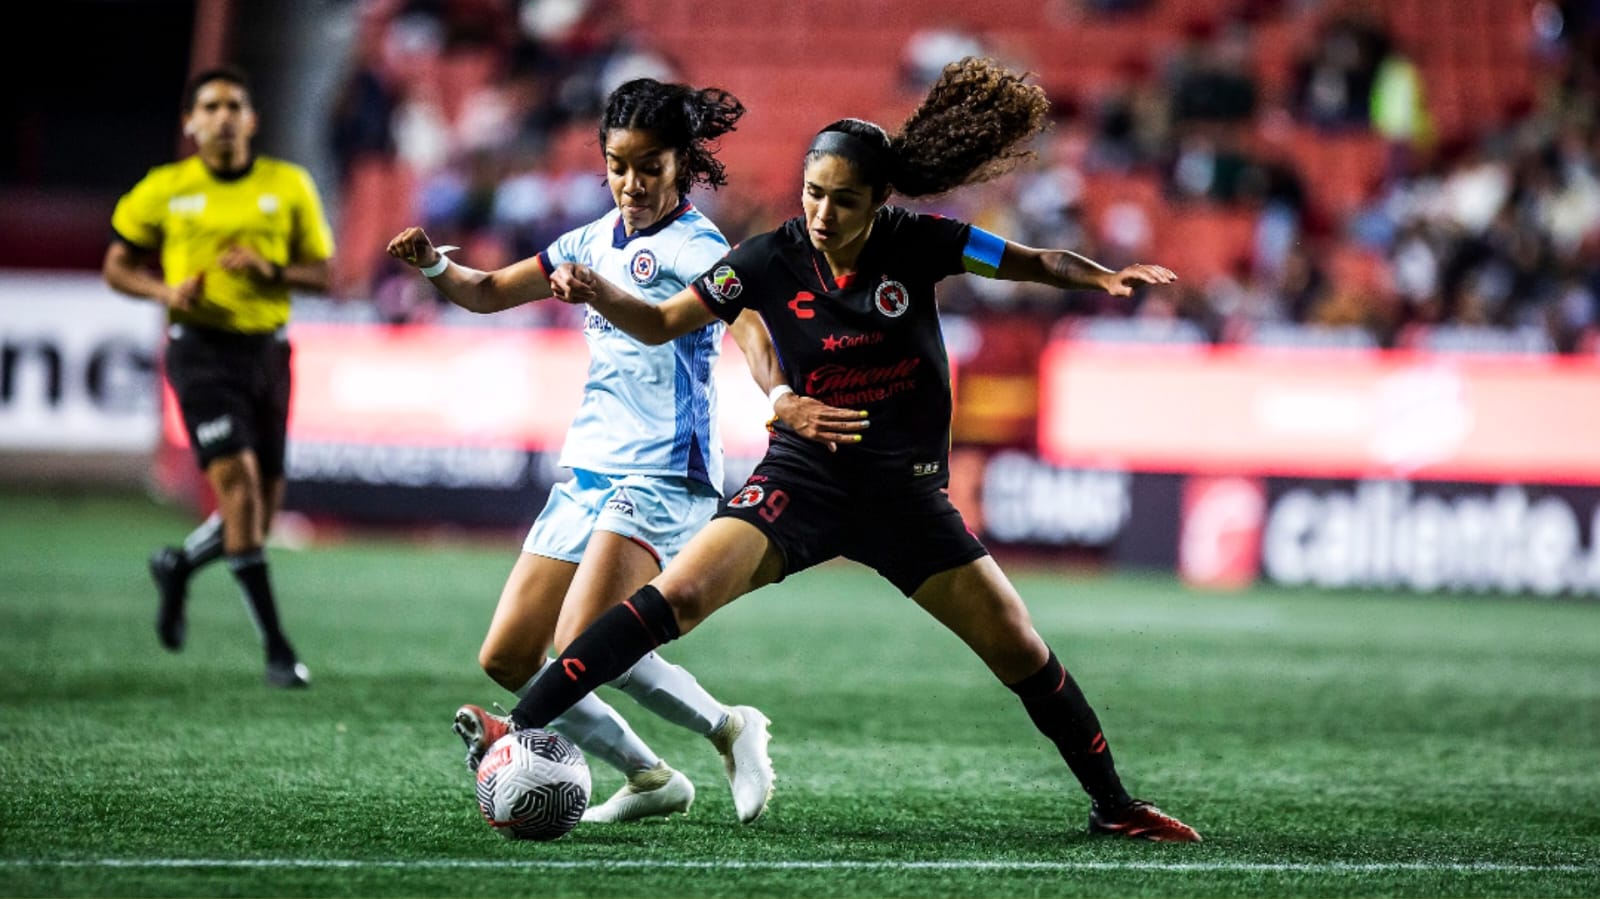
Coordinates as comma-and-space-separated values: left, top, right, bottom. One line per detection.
478, 643, 536, 690
657, 584, 707, 635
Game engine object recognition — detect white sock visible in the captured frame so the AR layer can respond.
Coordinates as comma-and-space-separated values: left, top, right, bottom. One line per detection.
516, 674, 660, 776
610, 651, 729, 737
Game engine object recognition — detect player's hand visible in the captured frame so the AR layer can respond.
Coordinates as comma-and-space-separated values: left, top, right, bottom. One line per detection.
550, 263, 598, 304
166, 272, 203, 311
774, 393, 869, 452
1101, 263, 1177, 297
219, 245, 279, 283
385, 227, 442, 269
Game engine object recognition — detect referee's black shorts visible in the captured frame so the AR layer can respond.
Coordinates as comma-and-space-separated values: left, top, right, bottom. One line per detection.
714, 454, 989, 596
163, 323, 291, 478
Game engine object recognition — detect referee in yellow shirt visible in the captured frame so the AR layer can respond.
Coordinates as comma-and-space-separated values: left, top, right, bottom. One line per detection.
103, 66, 334, 688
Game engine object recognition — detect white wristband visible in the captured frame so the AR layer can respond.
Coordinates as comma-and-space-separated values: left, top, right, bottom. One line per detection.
419, 245, 459, 278
768, 384, 795, 408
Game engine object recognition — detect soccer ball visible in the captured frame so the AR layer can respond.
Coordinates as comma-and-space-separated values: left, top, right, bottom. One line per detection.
474, 729, 591, 840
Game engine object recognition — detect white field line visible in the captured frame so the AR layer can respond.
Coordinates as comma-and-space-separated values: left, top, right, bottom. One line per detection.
3, 858, 1595, 874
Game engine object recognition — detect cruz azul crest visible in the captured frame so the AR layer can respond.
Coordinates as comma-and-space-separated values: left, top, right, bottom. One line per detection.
629, 249, 658, 285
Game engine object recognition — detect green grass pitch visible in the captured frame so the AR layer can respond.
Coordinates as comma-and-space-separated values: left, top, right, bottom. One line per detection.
2, 488, 1597, 897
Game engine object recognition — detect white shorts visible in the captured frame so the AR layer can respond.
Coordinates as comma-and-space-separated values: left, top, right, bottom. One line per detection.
522, 469, 721, 567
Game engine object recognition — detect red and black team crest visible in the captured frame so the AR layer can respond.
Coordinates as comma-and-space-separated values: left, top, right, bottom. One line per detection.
874, 279, 910, 318
629, 249, 658, 285
728, 484, 765, 508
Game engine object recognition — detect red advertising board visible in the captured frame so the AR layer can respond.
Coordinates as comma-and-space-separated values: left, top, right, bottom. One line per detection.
163, 322, 776, 457
1039, 342, 1600, 485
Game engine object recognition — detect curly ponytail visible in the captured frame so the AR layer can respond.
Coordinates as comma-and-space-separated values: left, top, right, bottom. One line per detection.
890, 57, 1049, 197
601, 79, 746, 196
806, 58, 1049, 199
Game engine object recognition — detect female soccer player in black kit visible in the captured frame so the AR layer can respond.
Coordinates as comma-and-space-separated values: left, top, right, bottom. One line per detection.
491, 57, 1200, 841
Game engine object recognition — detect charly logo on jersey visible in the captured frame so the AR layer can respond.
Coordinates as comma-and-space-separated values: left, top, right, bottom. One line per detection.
874, 278, 910, 318
257, 193, 280, 215
728, 484, 765, 508
629, 248, 658, 285
708, 265, 742, 302
604, 487, 636, 517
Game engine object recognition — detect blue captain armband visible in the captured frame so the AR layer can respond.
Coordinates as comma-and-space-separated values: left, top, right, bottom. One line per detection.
961, 226, 1006, 278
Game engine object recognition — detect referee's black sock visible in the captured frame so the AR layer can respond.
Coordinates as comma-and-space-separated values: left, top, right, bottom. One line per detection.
510, 585, 680, 730
181, 513, 225, 571
226, 550, 294, 661
1008, 649, 1133, 809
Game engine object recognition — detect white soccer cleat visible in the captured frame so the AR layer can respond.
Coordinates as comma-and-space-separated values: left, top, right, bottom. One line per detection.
581, 762, 695, 823
710, 705, 774, 824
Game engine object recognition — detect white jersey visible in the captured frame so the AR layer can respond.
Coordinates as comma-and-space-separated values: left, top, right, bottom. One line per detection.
537, 201, 730, 488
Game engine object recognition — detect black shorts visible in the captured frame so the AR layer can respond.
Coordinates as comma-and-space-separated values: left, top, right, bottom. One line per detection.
163, 323, 292, 478
714, 455, 988, 596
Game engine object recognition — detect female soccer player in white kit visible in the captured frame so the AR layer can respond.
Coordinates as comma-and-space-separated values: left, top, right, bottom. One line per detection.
387, 79, 860, 824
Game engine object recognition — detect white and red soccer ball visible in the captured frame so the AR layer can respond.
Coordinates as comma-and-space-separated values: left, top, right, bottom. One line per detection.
474, 729, 590, 841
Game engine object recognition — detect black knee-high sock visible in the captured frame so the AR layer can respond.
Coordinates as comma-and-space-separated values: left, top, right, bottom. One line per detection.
226, 550, 293, 660
510, 585, 680, 730
182, 513, 225, 571
1008, 650, 1133, 809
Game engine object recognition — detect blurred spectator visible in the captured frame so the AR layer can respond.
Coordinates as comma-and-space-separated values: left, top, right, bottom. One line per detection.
1292, 11, 1389, 130
1368, 43, 1430, 172
1087, 56, 1171, 171
901, 24, 987, 89
328, 0, 1600, 352
1167, 18, 1258, 126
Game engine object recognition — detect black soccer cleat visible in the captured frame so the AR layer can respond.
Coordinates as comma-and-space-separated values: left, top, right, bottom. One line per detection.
147, 546, 190, 652
265, 655, 311, 689
1088, 799, 1202, 842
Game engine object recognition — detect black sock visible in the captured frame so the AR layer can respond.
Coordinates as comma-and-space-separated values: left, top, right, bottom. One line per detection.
510, 585, 680, 730
226, 551, 293, 660
1008, 650, 1133, 809
182, 514, 224, 571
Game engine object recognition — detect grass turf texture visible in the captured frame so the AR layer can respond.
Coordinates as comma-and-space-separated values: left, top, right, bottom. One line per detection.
1, 488, 1597, 897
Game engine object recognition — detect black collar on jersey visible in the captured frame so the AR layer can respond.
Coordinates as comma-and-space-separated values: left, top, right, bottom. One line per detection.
202, 156, 256, 183
808, 130, 892, 187
612, 198, 691, 249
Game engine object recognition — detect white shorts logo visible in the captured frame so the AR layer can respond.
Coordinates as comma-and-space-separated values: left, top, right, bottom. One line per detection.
604, 487, 637, 517
195, 415, 234, 447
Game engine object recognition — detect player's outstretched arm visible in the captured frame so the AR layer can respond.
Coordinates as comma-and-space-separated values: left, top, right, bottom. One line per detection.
550, 264, 714, 344
997, 242, 1177, 296
385, 226, 551, 314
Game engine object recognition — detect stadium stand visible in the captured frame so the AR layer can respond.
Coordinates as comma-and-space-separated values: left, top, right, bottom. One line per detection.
335, 0, 1597, 354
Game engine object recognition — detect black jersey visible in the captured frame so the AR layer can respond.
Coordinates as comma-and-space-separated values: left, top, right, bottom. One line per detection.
693, 206, 981, 491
